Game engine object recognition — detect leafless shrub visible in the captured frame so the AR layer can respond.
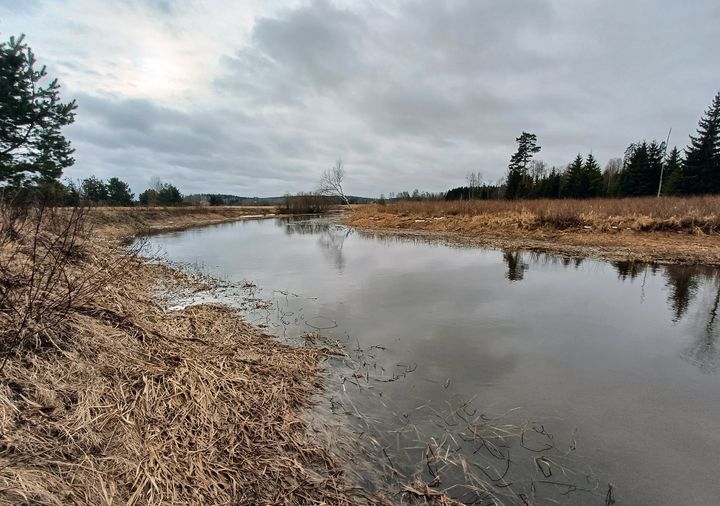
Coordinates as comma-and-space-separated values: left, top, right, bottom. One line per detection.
0, 198, 140, 365
279, 193, 336, 214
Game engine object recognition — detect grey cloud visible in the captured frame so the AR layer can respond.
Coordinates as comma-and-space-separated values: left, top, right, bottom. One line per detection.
252, 0, 365, 91
9, 0, 718, 197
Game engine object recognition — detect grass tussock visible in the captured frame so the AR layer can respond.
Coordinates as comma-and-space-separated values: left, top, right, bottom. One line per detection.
349, 196, 720, 234
0, 203, 372, 505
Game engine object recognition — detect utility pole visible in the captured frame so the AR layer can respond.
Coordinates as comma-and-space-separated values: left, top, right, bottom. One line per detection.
657, 127, 672, 197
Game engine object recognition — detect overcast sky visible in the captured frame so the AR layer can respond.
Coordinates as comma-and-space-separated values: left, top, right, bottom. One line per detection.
1, 0, 718, 197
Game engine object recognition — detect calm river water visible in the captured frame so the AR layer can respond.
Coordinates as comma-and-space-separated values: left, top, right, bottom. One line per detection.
146, 216, 720, 505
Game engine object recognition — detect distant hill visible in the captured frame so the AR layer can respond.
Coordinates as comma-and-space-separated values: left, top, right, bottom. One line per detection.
184, 194, 374, 206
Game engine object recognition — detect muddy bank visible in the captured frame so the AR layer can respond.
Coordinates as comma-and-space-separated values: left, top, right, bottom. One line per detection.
345, 204, 720, 266
0, 206, 376, 505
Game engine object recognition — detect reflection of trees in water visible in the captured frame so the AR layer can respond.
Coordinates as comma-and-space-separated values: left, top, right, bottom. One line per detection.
613, 260, 646, 281
502, 250, 584, 282
679, 273, 720, 373
612, 261, 720, 372
280, 217, 333, 236
506, 253, 720, 372
663, 265, 702, 322
502, 250, 528, 281
317, 226, 352, 271
280, 218, 351, 271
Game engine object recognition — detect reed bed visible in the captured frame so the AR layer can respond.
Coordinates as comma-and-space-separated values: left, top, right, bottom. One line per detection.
0, 203, 374, 505
355, 196, 720, 234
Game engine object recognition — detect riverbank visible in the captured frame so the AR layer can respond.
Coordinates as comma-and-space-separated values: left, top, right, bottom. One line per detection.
345, 197, 720, 265
87, 205, 277, 237
0, 205, 375, 504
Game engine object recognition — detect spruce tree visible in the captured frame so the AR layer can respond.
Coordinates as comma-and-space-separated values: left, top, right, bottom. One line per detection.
682, 91, 720, 194
506, 132, 540, 199
583, 153, 603, 197
619, 141, 664, 196
562, 154, 584, 198
661, 147, 684, 196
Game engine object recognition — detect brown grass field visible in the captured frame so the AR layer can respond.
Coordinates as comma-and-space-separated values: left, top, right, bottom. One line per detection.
87, 205, 277, 237
0, 205, 382, 505
346, 196, 720, 265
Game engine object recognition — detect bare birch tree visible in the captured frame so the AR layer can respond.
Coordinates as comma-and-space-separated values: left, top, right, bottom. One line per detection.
466, 171, 482, 200
318, 159, 350, 205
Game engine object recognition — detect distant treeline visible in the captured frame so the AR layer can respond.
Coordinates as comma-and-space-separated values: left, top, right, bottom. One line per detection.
442, 91, 720, 201
27, 177, 184, 207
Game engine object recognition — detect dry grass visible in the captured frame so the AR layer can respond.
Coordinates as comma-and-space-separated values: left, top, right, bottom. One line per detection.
0, 204, 376, 505
346, 197, 720, 265
358, 196, 720, 233
87, 205, 277, 238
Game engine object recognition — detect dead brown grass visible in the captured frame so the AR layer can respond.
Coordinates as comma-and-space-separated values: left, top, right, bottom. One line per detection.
347, 197, 720, 265
87, 205, 277, 238
0, 204, 376, 505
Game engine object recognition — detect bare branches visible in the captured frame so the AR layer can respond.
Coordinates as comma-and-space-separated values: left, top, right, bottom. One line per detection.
318, 159, 350, 205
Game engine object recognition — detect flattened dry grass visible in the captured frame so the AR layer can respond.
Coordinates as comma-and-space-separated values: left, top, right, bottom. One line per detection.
350, 196, 720, 234
0, 205, 373, 505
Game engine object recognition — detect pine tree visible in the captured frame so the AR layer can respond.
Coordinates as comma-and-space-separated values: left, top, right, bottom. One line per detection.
0, 35, 76, 186
106, 177, 134, 206
583, 153, 603, 197
619, 141, 664, 196
506, 132, 540, 199
562, 154, 584, 198
80, 176, 108, 203
682, 91, 720, 194
661, 147, 684, 196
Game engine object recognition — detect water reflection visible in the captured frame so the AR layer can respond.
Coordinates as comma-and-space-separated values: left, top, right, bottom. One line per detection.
302, 224, 720, 367
664, 265, 702, 321
502, 250, 528, 281
286, 221, 720, 373
681, 279, 720, 372
500, 250, 720, 372
148, 217, 720, 505
280, 217, 352, 271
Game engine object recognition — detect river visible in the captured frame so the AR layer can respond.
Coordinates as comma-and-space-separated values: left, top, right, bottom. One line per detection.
145, 215, 720, 505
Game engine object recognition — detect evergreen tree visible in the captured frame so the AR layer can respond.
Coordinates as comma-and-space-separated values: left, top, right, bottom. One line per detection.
106, 177, 134, 206
80, 176, 108, 203
506, 132, 540, 199
562, 154, 585, 198
63, 180, 81, 206
682, 91, 720, 194
545, 167, 562, 198
534, 166, 562, 198
0, 35, 77, 186
138, 188, 157, 206
619, 141, 664, 196
582, 153, 603, 197
157, 183, 182, 205
661, 147, 684, 196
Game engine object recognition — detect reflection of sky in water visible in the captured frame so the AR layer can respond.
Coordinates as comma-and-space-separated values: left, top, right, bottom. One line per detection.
147, 217, 720, 505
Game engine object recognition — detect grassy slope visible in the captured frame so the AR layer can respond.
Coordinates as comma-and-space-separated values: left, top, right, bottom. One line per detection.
0, 206, 374, 505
